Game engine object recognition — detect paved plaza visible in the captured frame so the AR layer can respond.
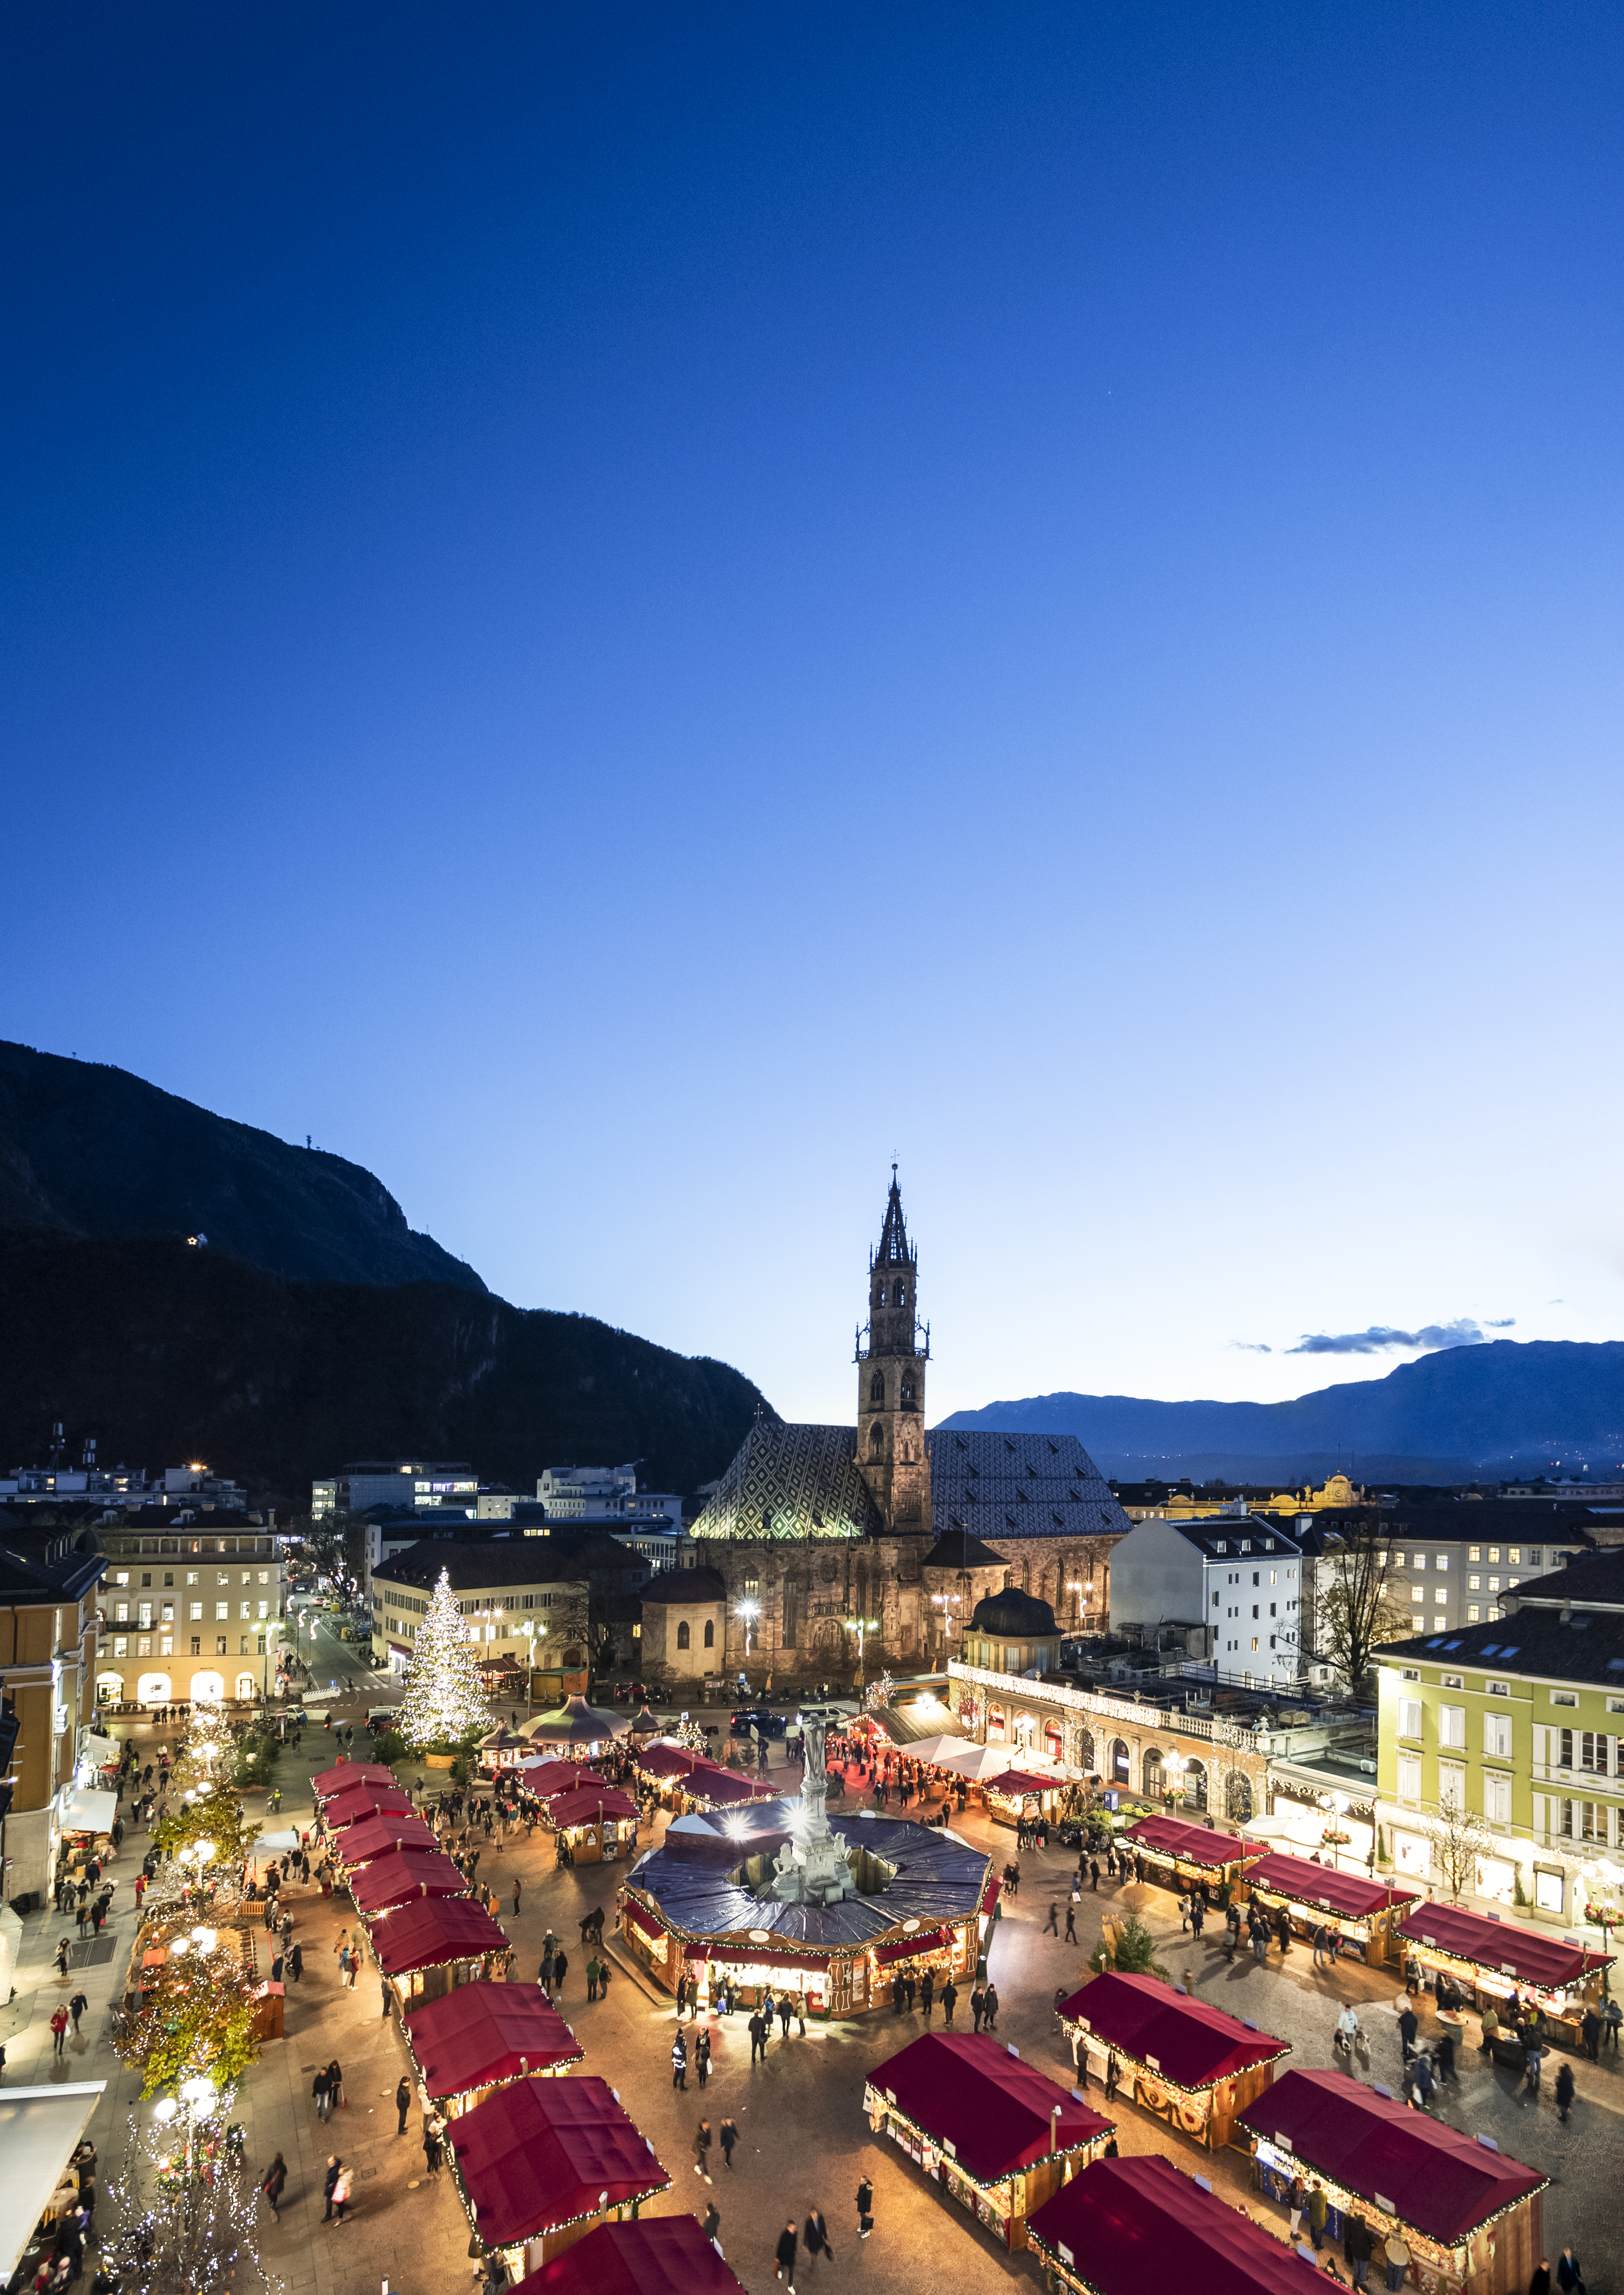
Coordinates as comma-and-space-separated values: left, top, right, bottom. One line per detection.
20, 1684, 1622, 2295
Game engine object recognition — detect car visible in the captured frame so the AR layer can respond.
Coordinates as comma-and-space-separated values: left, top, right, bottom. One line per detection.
797, 1702, 858, 1727
729, 1707, 789, 1738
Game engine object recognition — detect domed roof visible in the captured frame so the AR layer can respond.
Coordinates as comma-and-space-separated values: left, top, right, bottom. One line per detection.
969, 1587, 1058, 1638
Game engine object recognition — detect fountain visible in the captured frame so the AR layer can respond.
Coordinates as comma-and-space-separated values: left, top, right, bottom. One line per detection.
770, 1714, 856, 1906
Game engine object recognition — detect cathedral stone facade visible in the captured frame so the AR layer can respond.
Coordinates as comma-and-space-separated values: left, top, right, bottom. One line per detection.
663, 1173, 1130, 1691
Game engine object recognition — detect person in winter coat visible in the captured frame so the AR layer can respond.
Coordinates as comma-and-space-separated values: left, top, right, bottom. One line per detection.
329, 2164, 352, 2226
395, 2078, 412, 2135
1308, 2183, 1329, 2250
672, 2032, 688, 2090
804, 2209, 834, 2266
49, 2007, 69, 2058
1556, 2250, 1584, 2295
775, 2222, 798, 2290
693, 2119, 712, 2181
321, 2158, 342, 2222
1528, 2261, 1552, 2295
855, 2176, 874, 2239
1554, 2062, 1576, 2124
259, 2156, 287, 2221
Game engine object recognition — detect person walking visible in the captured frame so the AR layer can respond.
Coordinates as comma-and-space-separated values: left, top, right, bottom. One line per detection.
971, 1982, 986, 2033
778, 1993, 794, 2040
672, 2031, 689, 2090
329, 2163, 352, 2227
749, 2008, 769, 2063
54, 1939, 70, 1979
719, 2117, 738, 2171
694, 2118, 712, 2181
1105, 2051, 1121, 2106
67, 1991, 88, 2036
380, 1978, 392, 2020
941, 1977, 958, 2026
50, 2006, 69, 2058
1090, 1857, 1101, 1891
259, 2156, 286, 2221
1554, 2061, 1576, 2124
1065, 1904, 1078, 1945
1556, 2249, 1584, 2295
395, 2077, 412, 2136
697, 2030, 712, 2087
552, 1948, 568, 1997
325, 2060, 344, 2114
512, 1877, 522, 1916
1580, 2007, 1601, 2062
1528, 2264, 1551, 2295
855, 2174, 874, 2241
1045, 1902, 1060, 1937
321, 2157, 342, 2223
1435, 2030, 1457, 2086
312, 2066, 330, 2120
1398, 2005, 1419, 2063
288, 1941, 302, 1984
586, 1955, 600, 2002
775, 2221, 798, 2291
422, 2118, 444, 2177
984, 1980, 1000, 2030
702, 2200, 721, 2244
805, 2208, 834, 2267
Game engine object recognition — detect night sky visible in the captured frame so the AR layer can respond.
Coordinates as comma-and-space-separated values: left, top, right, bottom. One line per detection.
6, 6, 1623, 1423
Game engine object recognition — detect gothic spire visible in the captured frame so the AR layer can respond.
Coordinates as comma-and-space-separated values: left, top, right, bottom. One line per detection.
874, 1163, 914, 1267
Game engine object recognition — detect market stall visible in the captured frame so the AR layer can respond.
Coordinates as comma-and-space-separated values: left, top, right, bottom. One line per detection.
1027, 2152, 1327, 2295
1394, 1904, 1614, 2045
507, 2219, 746, 2295
1122, 1815, 1265, 1894
984, 1768, 1067, 1831
517, 1757, 598, 1800
321, 1783, 415, 1831
863, 2031, 1115, 2251
1243, 1854, 1419, 1968
447, 2073, 670, 2272
312, 1760, 396, 1801
370, 1893, 511, 2007
403, 1979, 583, 2115
523, 1694, 632, 1757
1238, 2068, 1547, 2295
348, 1846, 472, 1917
0, 2082, 107, 2292
543, 1785, 638, 1865
331, 1812, 440, 1868
1059, 1971, 1289, 2150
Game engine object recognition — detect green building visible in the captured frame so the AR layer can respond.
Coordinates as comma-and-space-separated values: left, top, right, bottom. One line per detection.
1373, 1549, 1624, 1928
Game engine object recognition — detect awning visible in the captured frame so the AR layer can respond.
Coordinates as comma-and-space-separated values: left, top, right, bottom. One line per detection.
507, 2218, 746, 2295
867, 2032, 1113, 2181
872, 1926, 953, 1966
57, 1789, 116, 1834
350, 1848, 472, 1917
931, 1743, 1013, 1783
370, 1895, 509, 1977
1124, 1816, 1265, 1872
989, 1769, 1060, 1798
0, 2084, 106, 2283
404, 1979, 583, 2098
1058, 1971, 1290, 2090
448, 2075, 669, 2247
623, 1900, 664, 1946
1395, 1903, 1614, 1992
1246, 1854, 1419, 1924
324, 1787, 414, 1828
312, 1761, 396, 1798
1028, 2153, 1329, 2295
335, 1813, 440, 1866
255, 1829, 302, 1854
687, 1945, 827, 1976
548, 1787, 637, 1831
980, 1876, 1002, 1917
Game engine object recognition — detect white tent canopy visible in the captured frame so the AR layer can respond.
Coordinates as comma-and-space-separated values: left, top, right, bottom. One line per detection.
255, 1829, 301, 1855
931, 1743, 1013, 1783
0, 2085, 106, 2283
57, 1788, 116, 1834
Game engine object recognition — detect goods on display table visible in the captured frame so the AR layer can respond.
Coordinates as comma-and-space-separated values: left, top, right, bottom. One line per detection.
506, 2217, 746, 2295
1060, 1971, 1289, 2150
1394, 1904, 1614, 2049
403, 1979, 583, 2115
1122, 1815, 1266, 1891
1028, 2152, 1329, 2295
448, 2073, 670, 2271
371, 1894, 512, 2006
863, 2031, 1114, 2251
1238, 2068, 1547, 2295
1243, 1854, 1419, 1968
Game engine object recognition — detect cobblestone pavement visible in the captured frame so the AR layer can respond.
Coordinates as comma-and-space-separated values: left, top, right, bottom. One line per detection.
39, 1707, 1620, 2295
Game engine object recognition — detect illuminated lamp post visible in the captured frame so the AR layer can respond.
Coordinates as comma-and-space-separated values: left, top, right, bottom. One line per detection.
844, 1616, 880, 1696
1162, 1749, 1188, 1811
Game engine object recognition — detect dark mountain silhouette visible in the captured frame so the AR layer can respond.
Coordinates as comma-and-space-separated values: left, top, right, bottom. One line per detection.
0, 1040, 484, 1291
0, 1231, 769, 1509
939, 1340, 1624, 1482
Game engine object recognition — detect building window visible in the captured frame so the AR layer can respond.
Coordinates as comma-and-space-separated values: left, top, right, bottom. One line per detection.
677, 1621, 691, 1650
703, 1618, 714, 1648
1468, 1576, 1481, 1592
1397, 1753, 1422, 1802
137, 1636, 151, 1658
216, 1636, 227, 1655
113, 1637, 127, 1658
1485, 1771, 1512, 1825
1398, 1699, 1423, 1739
190, 1637, 200, 1656
1439, 1706, 1466, 1748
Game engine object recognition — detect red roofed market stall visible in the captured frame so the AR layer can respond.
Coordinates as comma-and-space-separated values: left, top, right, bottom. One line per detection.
370, 1894, 511, 2005
312, 1762, 395, 1801
1238, 2068, 1547, 2295
985, 1768, 1068, 1830
348, 1846, 471, 1917
1028, 2153, 1328, 2295
403, 1979, 583, 2114
516, 1758, 595, 1799
543, 1785, 639, 1865
507, 2218, 745, 2295
1394, 1904, 1613, 2040
1123, 1815, 1265, 1891
331, 1813, 439, 1867
1059, 1971, 1289, 2149
322, 1784, 415, 1830
863, 2031, 1114, 2250
447, 2072, 670, 2270
1244, 1854, 1419, 1968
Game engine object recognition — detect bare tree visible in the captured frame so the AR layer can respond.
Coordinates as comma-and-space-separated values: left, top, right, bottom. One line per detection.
1424, 1789, 1495, 1904
1313, 1530, 1412, 1692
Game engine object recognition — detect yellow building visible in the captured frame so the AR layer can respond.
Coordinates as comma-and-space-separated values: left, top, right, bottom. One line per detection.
0, 1526, 107, 1906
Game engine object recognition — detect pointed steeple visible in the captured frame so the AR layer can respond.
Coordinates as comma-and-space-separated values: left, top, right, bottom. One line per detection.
874, 1163, 914, 1269
857, 1164, 929, 1533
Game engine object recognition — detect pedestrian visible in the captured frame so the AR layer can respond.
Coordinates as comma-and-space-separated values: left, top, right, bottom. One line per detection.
552, 1949, 568, 1997
921, 1970, 934, 2022
321, 2157, 342, 2222
970, 1980, 985, 2033
312, 2065, 330, 2120
380, 1979, 392, 2020
749, 2009, 769, 2063
1581, 2007, 1601, 2062
1045, 1902, 1060, 1936
984, 1980, 1000, 2030
697, 2030, 712, 2087
778, 1993, 793, 2040
512, 1877, 522, 1916
50, 2007, 68, 2058
54, 1939, 70, 1978
329, 2163, 351, 2226
855, 2174, 874, 2241
1554, 2062, 1575, 2124
776, 2221, 798, 2291
1606, 2000, 1623, 2051
67, 1991, 88, 2035
1091, 1858, 1101, 1891
903, 1973, 916, 2014
1556, 2249, 1584, 2295
672, 2032, 688, 2090
1309, 2183, 1328, 2252
1528, 2263, 1551, 2295
1313, 1924, 1329, 1970
702, 2200, 721, 2244
720, 2117, 738, 2170
805, 2208, 834, 2267
1435, 2030, 1456, 2085
941, 1978, 958, 2026
422, 2119, 443, 2177
1346, 2212, 1373, 2290
1065, 1905, 1077, 1944
1399, 2006, 1418, 2063
259, 2155, 286, 2221
395, 2077, 411, 2136
326, 2060, 344, 2112
540, 1948, 555, 1992
585, 1955, 599, 2002
694, 2117, 712, 2180
1288, 2174, 1308, 2241
1105, 2050, 1121, 2106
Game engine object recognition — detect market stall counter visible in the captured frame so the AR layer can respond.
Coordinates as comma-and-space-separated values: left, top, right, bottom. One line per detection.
507, 2217, 746, 2295
1243, 1854, 1419, 1968
447, 2072, 670, 2272
1394, 1903, 1614, 2050
1122, 1815, 1266, 1893
1027, 2152, 1329, 2295
403, 1979, 583, 2115
1238, 2068, 1546, 2295
1059, 1970, 1290, 2150
863, 2031, 1115, 2251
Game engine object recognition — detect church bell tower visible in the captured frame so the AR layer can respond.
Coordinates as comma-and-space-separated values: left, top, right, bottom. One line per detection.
855, 1167, 931, 1532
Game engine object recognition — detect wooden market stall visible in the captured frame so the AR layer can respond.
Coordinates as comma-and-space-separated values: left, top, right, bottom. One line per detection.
321, 1784, 415, 1832
447, 2073, 670, 2273
985, 1768, 1067, 1831
403, 1979, 583, 2116
1028, 2153, 1328, 2295
332, 1811, 440, 1868
1059, 1971, 1289, 2151
1238, 2069, 1547, 2295
311, 1760, 396, 1801
348, 1846, 471, 1917
1243, 1854, 1419, 1969
863, 2031, 1115, 2252
543, 1784, 639, 1865
516, 1758, 598, 1801
507, 2217, 747, 2295
370, 1893, 511, 2008
1122, 1815, 1265, 1893
1394, 1904, 1613, 2047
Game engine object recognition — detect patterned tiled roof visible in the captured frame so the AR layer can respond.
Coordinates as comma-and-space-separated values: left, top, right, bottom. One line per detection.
927, 1429, 1130, 1542
689, 1420, 882, 1543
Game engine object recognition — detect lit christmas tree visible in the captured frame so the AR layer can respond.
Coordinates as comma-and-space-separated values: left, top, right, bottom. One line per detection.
397, 1567, 489, 1748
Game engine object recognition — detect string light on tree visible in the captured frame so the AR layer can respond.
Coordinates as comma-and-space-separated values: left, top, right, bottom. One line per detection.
398, 1567, 489, 1748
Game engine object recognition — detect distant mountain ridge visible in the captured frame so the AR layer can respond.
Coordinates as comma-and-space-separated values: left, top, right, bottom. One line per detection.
0, 1040, 484, 1291
939, 1340, 1624, 1481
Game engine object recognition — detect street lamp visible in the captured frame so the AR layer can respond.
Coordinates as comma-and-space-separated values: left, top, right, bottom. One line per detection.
1162, 1750, 1188, 1810
736, 1601, 760, 1664
844, 1616, 880, 1694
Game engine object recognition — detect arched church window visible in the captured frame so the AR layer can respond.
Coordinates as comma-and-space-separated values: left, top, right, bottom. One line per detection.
869, 1372, 884, 1404
894, 1281, 907, 1307
703, 1618, 714, 1648
677, 1621, 690, 1650
900, 1374, 915, 1407
869, 1423, 884, 1456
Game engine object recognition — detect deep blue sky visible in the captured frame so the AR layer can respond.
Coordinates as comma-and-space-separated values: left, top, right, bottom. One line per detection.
6, 5, 1623, 1426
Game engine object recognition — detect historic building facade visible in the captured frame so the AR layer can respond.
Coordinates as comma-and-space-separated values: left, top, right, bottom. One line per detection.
665, 1173, 1130, 1690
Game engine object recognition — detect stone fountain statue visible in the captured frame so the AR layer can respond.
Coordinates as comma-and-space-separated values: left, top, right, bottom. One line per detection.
771, 1713, 856, 1906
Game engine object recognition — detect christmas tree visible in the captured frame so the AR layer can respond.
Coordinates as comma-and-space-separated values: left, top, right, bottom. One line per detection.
397, 1567, 489, 1748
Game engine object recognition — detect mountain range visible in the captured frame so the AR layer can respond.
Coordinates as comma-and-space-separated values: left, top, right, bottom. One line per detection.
938, 1341, 1624, 1482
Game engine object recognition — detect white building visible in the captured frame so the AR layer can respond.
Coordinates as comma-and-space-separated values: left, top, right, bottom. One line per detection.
311, 1460, 479, 1515
537, 1465, 685, 1533
1107, 1514, 1305, 1688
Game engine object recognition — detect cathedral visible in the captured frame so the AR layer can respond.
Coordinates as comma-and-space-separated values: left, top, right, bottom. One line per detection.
677, 1172, 1131, 1688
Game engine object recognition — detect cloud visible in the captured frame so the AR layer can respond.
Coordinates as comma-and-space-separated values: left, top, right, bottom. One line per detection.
1287, 1318, 1494, 1356
1230, 1341, 1273, 1354
1485, 1318, 1516, 1328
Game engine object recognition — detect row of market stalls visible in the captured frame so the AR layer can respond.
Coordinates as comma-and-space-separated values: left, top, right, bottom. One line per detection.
632, 1743, 784, 1816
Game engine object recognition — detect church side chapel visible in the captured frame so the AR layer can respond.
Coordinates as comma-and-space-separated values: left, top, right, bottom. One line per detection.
667, 1172, 1129, 1689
